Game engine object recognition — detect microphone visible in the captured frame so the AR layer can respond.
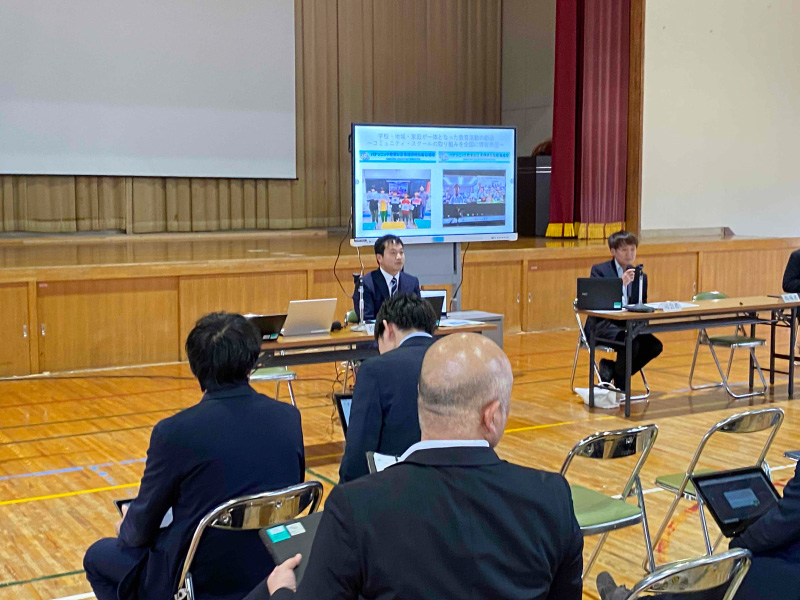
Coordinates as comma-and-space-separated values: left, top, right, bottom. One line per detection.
625, 263, 654, 312
330, 320, 343, 332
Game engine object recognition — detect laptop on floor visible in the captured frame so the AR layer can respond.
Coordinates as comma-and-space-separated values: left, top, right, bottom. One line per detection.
691, 466, 780, 537
576, 278, 624, 310
282, 298, 337, 337
245, 314, 287, 341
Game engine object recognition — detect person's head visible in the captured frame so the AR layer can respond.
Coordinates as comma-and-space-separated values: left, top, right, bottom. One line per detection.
420, 185, 425, 192
414, 191, 420, 197
185, 312, 261, 392
374, 234, 405, 274
607, 230, 639, 267
418, 333, 513, 447
373, 294, 437, 353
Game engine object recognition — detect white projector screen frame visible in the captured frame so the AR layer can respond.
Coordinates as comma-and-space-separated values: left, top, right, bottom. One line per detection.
0, 0, 297, 179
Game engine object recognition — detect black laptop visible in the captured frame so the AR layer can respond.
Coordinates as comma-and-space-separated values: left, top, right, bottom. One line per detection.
691, 466, 780, 537
576, 278, 624, 310
423, 295, 445, 325
246, 314, 287, 341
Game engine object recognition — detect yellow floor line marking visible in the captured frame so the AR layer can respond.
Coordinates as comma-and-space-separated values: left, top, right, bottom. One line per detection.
0, 482, 138, 507
505, 415, 616, 434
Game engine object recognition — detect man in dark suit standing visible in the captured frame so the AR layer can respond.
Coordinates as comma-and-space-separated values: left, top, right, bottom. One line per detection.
252, 333, 583, 600
728, 465, 800, 599
783, 248, 800, 294
353, 234, 421, 321
338, 294, 438, 482
83, 312, 305, 600
589, 230, 663, 391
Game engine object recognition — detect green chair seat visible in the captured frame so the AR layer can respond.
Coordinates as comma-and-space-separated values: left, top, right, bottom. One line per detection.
250, 367, 297, 381
654, 468, 716, 497
705, 335, 765, 347
569, 484, 642, 533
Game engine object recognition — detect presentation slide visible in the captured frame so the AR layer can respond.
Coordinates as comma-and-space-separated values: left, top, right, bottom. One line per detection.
352, 124, 516, 245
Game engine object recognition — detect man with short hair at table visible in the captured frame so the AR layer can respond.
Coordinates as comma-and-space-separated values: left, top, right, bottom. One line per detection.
247, 333, 583, 600
589, 230, 663, 392
783, 248, 800, 294
338, 293, 438, 482
83, 312, 304, 600
352, 234, 421, 321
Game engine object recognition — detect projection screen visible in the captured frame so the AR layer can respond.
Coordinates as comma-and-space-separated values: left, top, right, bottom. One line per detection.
0, 0, 296, 179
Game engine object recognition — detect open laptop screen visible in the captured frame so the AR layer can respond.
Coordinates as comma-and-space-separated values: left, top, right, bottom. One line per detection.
692, 467, 780, 537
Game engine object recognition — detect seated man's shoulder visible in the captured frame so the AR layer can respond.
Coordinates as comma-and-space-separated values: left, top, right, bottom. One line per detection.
501, 462, 571, 495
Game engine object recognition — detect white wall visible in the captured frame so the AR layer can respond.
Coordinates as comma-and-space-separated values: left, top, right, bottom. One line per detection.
641, 0, 800, 237
502, 0, 555, 156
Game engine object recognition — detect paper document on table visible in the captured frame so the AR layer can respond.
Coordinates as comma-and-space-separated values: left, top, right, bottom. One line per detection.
438, 318, 483, 327
645, 302, 698, 311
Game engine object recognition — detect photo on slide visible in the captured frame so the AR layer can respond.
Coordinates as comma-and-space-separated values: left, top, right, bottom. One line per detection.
361, 169, 432, 231
441, 170, 507, 228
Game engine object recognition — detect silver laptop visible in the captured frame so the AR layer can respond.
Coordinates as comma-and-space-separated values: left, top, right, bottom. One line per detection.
282, 298, 337, 336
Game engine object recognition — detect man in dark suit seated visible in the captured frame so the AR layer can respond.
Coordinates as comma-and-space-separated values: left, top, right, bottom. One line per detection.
589, 230, 663, 391
728, 464, 800, 599
338, 293, 438, 482
251, 332, 583, 600
83, 312, 305, 600
597, 465, 800, 600
352, 234, 421, 321
784, 248, 800, 294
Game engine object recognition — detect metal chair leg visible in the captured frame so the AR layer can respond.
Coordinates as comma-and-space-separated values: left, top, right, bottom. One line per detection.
582, 531, 611, 578
636, 477, 656, 573
714, 343, 766, 399
690, 332, 723, 391
275, 381, 281, 401
570, 334, 581, 393
647, 490, 684, 570
287, 380, 296, 408
697, 496, 714, 556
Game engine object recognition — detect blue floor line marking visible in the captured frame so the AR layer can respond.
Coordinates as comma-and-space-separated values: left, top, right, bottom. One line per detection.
0, 458, 147, 482
0, 466, 84, 481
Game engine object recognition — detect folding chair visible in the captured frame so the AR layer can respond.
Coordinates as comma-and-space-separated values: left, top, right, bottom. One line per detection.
561, 424, 659, 577
250, 366, 297, 407
649, 407, 783, 566
174, 481, 323, 600
625, 548, 751, 600
570, 299, 651, 401
688, 291, 767, 399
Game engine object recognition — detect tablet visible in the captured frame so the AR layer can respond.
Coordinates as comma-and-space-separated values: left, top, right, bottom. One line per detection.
691, 467, 780, 537
260, 511, 323, 584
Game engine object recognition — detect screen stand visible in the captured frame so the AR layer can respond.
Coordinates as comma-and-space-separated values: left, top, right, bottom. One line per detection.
403, 243, 463, 311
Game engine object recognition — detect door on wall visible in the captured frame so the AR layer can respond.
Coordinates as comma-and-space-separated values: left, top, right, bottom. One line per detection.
0, 283, 31, 376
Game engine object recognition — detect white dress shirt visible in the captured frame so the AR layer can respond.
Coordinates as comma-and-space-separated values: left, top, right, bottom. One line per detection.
399, 439, 490, 462
614, 260, 629, 306
398, 331, 433, 347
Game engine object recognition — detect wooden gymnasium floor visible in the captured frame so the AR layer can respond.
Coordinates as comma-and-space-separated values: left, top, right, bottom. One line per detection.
0, 328, 798, 599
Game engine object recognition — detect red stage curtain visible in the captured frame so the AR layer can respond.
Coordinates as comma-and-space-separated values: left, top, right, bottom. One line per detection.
548, 0, 630, 239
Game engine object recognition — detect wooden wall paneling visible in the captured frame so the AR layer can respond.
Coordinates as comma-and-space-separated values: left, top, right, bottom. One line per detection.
0, 283, 31, 376
461, 260, 523, 332
337, 0, 375, 224
27, 280, 40, 374
637, 253, 697, 302
178, 272, 309, 353
310, 269, 360, 323
36, 278, 180, 372
625, 0, 646, 237
302, 0, 341, 228
698, 249, 793, 298
525, 257, 598, 331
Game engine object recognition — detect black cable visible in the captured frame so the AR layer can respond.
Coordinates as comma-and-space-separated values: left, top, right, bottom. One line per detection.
333, 212, 353, 297
450, 242, 470, 311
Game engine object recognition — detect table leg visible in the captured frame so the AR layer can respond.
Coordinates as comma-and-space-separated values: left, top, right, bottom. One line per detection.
770, 311, 776, 386
589, 336, 596, 408
625, 321, 633, 418
790, 307, 797, 400
749, 318, 756, 390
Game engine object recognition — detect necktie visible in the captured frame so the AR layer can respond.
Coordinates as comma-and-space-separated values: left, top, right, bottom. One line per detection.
390, 276, 397, 297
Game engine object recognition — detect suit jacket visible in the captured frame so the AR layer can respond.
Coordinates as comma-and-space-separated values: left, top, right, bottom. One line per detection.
731, 464, 800, 561
117, 383, 305, 600
353, 269, 421, 321
338, 336, 434, 482
249, 446, 583, 600
783, 249, 800, 294
587, 259, 649, 342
